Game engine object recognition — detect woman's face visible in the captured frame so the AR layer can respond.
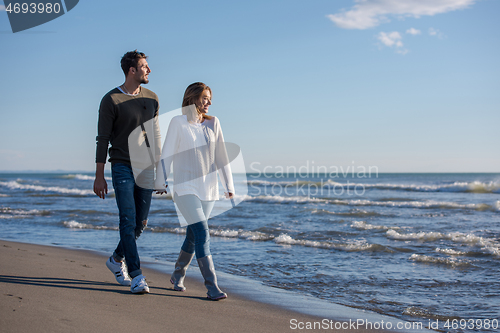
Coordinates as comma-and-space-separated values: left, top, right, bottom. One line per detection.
197, 89, 212, 114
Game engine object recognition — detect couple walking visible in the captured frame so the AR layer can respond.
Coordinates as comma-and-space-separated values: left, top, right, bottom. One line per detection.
93, 50, 234, 300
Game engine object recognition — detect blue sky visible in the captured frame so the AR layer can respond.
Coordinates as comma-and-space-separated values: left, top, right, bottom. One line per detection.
0, 0, 498, 172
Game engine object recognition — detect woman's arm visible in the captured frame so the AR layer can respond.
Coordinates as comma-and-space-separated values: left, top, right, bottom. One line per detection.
155, 117, 180, 191
214, 117, 235, 197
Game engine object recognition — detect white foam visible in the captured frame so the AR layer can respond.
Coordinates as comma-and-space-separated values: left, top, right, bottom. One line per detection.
402, 306, 443, 320
334, 199, 487, 210
273, 233, 376, 251
435, 248, 466, 255
247, 179, 500, 193
211, 229, 239, 237
148, 226, 274, 241
447, 233, 500, 255
310, 208, 336, 215
248, 195, 327, 204
467, 181, 500, 193
244, 193, 491, 211
409, 254, 472, 267
386, 230, 445, 241
149, 227, 186, 234
0, 180, 95, 196
0, 207, 49, 218
62, 220, 118, 230
1, 207, 46, 215
388, 230, 500, 257
75, 174, 97, 181
247, 180, 275, 186
210, 229, 272, 241
239, 231, 272, 241
62, 174, 111, 181
350, 221, 397, 230
481, 244, 500, 256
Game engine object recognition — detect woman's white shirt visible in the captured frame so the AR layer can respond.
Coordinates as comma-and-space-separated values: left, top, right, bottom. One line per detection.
155, 115, 234, 201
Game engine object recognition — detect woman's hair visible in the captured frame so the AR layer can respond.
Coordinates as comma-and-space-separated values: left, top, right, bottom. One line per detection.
182, 82, 213, 120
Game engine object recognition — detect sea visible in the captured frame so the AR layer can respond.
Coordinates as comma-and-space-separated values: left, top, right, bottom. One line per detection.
1, 172, 499, 332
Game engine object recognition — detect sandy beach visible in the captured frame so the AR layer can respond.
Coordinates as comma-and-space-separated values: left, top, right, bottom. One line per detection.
0, 240, 406, 333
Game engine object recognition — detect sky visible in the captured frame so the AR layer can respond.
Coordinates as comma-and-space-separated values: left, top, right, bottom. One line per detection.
0, 0, 499, 173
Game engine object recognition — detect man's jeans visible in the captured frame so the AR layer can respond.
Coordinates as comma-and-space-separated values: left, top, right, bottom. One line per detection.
111, 163, 153, 278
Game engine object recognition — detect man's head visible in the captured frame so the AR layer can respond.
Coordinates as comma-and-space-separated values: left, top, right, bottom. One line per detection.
120, 50, 150, 84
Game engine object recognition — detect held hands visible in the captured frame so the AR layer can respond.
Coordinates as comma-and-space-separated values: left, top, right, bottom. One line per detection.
154, 172, 168, 195
155, 184, 168, 195
225, 192, 234, 199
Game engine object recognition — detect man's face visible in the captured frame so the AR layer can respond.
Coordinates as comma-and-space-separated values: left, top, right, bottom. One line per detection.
133, 58, 151, 84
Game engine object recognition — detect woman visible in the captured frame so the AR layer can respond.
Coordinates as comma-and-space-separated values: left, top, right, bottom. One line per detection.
155, 82, 234, 300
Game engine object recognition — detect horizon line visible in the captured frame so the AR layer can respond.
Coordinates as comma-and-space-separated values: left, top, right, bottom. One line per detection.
0, 170, 499, 174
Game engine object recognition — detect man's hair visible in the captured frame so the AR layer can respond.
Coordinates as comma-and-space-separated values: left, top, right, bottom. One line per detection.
120, 50, 147, 76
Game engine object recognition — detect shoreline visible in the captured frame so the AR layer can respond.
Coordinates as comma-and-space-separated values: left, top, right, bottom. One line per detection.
0, 239, 433, 332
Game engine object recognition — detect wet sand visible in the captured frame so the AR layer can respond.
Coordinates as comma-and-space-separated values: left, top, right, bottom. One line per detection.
0, 240, 405, 332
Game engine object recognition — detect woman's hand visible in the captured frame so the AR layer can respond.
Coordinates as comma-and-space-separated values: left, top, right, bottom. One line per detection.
225, 192, 234, 199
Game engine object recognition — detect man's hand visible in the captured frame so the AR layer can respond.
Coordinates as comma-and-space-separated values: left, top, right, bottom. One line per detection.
94, 162, 107, 199
94, 177, 108, 199
225, 192, 234, 199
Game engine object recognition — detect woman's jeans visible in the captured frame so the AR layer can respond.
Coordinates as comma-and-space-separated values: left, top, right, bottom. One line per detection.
174, 193, 215, 259
112, 163, 153, 278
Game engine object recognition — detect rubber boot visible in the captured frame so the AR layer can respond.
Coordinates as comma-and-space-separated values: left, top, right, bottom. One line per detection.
170, 250, 194, 291
197, 255, 227, 300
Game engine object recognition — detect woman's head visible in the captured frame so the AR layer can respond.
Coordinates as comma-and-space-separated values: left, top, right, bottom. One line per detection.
182, 82, 213, 120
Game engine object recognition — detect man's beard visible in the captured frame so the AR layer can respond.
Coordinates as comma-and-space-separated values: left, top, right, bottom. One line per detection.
140, 78, 149, 84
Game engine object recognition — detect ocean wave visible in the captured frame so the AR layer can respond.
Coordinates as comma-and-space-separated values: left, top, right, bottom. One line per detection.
0, 207, 50, 219
0, 180, 96, 196
388, 230, 500, 256
350, 221, 399, 231
62, 220, 118, 230
402, 306, 458, 320
247, 179, 500, 194
245, 194, 493, 211
148, 226, 389, 249
60, 174, 106, 181
63, 209, 115, 216
248, 195, 327, 204
211, 229, 273, 241
435, 248, 467, 256
247, 179, 314, 187
331, 199, 493, 211
149, 226, 274, 241
310, 208, 383, 217
149, 226, 185, 234
409, 254, 473, 267
387, 230, 445, 241
273, 233, 387, 252
365, 180, 500, 194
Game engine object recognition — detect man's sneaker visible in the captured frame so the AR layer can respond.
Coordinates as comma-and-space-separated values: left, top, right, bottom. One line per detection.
106, 256, 131, 286
131, 274, 149, 294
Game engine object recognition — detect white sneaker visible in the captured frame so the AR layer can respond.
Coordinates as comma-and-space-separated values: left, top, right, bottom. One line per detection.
106, 256, 131, 286
131, 274, 149, 294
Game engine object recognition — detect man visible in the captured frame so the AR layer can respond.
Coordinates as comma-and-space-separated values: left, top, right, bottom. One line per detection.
93, 50, 161, 294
